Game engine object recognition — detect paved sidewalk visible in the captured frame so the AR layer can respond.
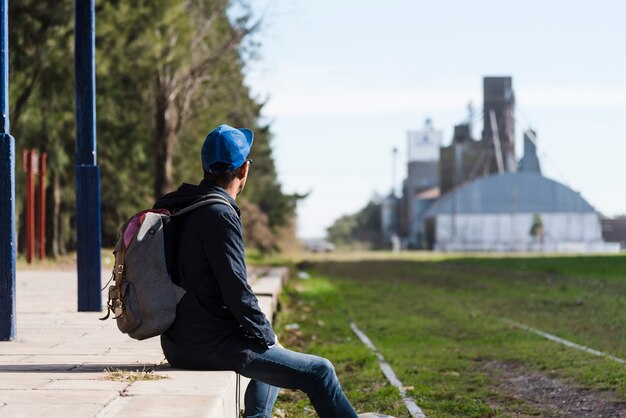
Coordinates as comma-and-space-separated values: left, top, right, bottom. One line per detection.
0, 267, 283, 417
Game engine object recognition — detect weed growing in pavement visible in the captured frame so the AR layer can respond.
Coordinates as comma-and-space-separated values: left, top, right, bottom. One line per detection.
102, 367, 167, 382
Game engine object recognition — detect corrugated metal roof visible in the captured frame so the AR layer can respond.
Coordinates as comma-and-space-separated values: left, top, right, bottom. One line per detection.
423, 172, 596, 217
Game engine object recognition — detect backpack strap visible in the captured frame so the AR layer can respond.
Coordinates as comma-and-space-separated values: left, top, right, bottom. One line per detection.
100, 212, 140, 321
170, 193, 236, 217
100, 236, 128, 321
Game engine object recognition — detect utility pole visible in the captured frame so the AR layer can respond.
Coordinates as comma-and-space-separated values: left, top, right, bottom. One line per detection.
391, 147, 398, 197
75, 0, 102, 311
0, 0, 16, 340
38, 152, 47, 260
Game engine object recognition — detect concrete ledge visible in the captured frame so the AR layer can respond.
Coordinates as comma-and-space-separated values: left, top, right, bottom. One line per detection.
0, 268, 287, 418
252, 276, 284, 312
98, 394, 225, 418
257, 296, 275, 325
266, 267, 289, 284
99, 370, 239, 417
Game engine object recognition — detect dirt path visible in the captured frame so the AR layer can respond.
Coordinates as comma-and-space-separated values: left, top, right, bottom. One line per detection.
483, 361, 626, 417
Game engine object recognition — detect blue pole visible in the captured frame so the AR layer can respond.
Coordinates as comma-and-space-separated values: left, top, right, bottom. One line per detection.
0, 0, 16, 340
75, 0, 101, 311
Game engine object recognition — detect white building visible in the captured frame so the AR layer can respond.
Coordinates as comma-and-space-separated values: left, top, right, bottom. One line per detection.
404, 119, 442, 247
421, 172, 620, 253
407, 118, 442, 163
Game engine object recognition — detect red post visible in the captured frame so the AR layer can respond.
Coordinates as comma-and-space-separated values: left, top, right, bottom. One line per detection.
24, 149, 35, 264
37, 152, 47, 260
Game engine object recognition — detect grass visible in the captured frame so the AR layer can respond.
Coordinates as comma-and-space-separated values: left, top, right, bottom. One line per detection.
102, 367, 168, 382
273, 252, 626, 417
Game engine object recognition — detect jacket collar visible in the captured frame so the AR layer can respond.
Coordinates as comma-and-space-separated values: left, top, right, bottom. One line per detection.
198, 179, 241, 216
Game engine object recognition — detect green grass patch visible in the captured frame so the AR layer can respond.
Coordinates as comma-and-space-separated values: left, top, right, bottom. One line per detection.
274, 277, 409, 417
274, 252, 626, 417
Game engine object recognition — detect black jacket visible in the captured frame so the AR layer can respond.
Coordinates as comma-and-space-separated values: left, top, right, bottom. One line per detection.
154, 180, 275, 371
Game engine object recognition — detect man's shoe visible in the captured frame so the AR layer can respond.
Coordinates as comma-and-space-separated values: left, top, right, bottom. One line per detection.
357, 414, 396, 418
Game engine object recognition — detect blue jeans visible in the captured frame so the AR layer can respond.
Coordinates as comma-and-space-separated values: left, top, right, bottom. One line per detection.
238, 347, 358, 418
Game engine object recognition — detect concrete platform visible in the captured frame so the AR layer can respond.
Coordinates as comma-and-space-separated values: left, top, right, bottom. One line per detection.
0, 267, 288, 418
252, 276, 283, 311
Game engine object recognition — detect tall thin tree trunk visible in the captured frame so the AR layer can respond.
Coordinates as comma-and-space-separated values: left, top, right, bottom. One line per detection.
154, 127, 176, 198
154, 128, 169, 199
153, 82, 178, 198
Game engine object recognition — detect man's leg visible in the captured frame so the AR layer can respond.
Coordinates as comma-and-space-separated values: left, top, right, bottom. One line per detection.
243, 379, 280, 418
239, 347, 358, 418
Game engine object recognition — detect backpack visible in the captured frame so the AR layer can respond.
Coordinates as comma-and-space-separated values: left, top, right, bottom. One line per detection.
100, 193, 234, 340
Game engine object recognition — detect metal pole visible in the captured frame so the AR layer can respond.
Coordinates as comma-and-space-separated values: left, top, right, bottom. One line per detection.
38, 152, 47, 260
0, 0, 16, 340
391, 147, 398, 197
75, 0, 101, 311
25, 149, 36, 264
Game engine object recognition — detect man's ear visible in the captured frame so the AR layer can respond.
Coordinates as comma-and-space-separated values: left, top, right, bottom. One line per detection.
201, 163, 210, 180
238, 161, 249, 179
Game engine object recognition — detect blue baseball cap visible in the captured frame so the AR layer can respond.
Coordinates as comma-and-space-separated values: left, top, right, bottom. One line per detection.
201, 124, 254, 173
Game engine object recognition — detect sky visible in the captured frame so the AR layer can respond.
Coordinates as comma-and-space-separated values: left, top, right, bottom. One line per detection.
243, 0, 626, 239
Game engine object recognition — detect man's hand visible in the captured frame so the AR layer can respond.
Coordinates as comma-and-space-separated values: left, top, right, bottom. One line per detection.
273, 334, 283, 348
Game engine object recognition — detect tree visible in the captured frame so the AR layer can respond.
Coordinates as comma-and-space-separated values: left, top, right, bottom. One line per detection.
529, 213, 544, 243
326, 214, 358, 247
9, 1, 76, 256
100, 0, 258, 198
10, 0, 301, 255
327, 200, 382, 248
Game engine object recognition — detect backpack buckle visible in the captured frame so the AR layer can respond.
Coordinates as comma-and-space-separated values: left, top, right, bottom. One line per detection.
105, 286, 125, 319
111, 298, 124, 319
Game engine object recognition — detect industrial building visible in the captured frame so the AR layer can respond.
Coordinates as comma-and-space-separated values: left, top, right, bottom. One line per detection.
422, 172, 610, 252
383, 76, 620, 253
601, 217, 626, 249
396, 119, 441, 246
